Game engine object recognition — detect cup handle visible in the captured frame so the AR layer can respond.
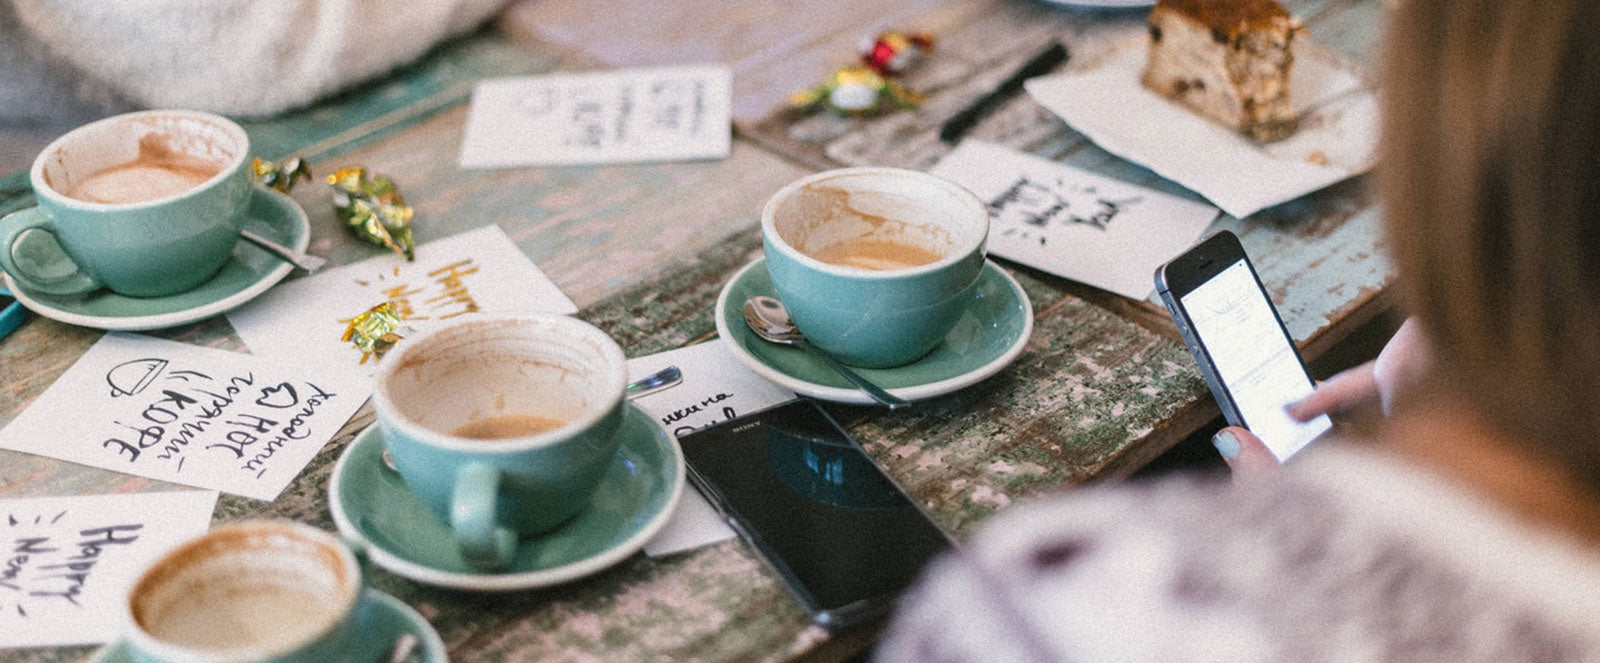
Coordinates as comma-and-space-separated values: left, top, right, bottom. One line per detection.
451, 462, 518, 570
0, 207, 101, 295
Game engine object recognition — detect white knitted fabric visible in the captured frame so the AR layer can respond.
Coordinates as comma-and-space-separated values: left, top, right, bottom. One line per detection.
879, 442, 1600, 662
4, 0, 507, 118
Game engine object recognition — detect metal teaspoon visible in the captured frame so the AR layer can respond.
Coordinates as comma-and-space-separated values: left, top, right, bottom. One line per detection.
240, 229, 327, 273
741, 296, 910, 410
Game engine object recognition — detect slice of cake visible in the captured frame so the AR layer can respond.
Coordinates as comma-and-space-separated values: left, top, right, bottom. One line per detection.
1141, 0, 1304, 141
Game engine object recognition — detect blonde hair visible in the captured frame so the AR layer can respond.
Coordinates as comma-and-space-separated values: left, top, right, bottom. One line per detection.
1382, 0, 1600, 488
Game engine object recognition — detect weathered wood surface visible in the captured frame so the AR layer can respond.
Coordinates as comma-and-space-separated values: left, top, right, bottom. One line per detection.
0, 0, 1387, 660
727, 0, 1395, 464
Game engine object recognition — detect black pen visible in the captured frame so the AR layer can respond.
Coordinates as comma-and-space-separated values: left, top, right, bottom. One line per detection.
939, 41, 1070, 144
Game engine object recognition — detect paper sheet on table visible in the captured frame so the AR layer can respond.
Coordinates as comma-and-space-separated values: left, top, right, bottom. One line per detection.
0, 491, 217, 648
930, 141, 1218, 299
227, 225, 576, 374
1024, 38, 1377, 219
459, 65, 733, 168
627, 341, 796, 557
0, 334, 368, 501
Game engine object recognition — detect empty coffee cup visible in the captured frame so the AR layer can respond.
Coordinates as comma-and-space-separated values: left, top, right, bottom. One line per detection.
372, 313, 630, 570
0, 109, 250, 298
120, 521, 363, 663
762, 167, 990, 368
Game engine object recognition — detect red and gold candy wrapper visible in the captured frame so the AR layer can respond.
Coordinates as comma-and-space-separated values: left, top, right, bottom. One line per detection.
789, 65, 923, 116
860, 31, 934, 76
791, 30, 933, 116
341, 301, 404, 365
328, 167, 415, 261
252, 157, 312, 193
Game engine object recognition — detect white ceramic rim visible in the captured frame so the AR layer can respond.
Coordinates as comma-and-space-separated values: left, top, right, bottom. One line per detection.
120, 520, 362, 663
715, 259, 1034, 404
327, 416, 685, 592
370, 312, 628, 454
1, 187, 305, 331
760, 167, 990, 280
30, 109, 250, 212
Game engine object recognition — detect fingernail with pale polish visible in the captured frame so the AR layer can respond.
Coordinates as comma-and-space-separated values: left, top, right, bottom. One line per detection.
1212, 430, 1241, 460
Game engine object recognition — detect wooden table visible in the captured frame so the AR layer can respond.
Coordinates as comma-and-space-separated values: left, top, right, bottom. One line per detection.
0, 0, 1390, 660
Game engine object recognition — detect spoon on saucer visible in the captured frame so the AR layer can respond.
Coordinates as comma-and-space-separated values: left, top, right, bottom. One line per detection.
742, 296, 909, 410
387, 633, 420, 663
380, 364, 684, 471
240, 229, 326, 273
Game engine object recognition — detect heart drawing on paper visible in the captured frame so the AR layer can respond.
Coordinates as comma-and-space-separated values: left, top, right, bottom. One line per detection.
255, 383, 300, 409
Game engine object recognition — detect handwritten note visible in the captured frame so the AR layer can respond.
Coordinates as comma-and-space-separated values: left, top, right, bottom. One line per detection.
0, 491, 216, 648
0, 334, 368, 500
627, 341, 796, 557
458, 65, 733, 168
227, 225, 577, 372
930, 141, 1219, 299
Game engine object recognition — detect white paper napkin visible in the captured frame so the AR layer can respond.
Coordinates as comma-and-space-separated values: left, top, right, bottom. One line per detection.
1025, 37, 1377, 219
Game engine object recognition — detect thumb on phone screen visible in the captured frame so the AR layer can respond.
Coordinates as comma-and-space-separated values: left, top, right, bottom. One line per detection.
1212, 426, 1280, 477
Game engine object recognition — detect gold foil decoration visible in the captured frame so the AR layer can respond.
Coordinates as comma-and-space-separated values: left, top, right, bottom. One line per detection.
341, 301, 404, 365
789, 65, 922, 116
251, 157, 312, 193
328, 167, 415, 261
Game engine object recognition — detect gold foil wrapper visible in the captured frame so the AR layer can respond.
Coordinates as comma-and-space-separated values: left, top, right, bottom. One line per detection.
328, 167, 415, 261
251, 157, 312, 193
789, 65, 922, 116
341, 301, 404, 365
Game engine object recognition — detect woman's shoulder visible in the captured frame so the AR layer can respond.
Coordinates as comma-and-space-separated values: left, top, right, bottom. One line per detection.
880, 443, 1600, 662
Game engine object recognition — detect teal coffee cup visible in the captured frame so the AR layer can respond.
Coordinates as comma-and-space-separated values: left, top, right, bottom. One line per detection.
762, 167, 989, 368
0, 110, 249, 298
120, 521, 365, 663
372, 313, 629, 570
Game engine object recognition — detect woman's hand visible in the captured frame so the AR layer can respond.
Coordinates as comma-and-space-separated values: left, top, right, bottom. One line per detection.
1214, 319, 1429, 476
1288, 318, 1429, 422
1211, 426, 1280, 476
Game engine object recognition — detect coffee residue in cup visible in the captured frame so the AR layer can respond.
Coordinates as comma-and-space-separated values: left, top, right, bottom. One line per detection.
451, 414, 567, 440
780, 184, 956, 268
811, 238, 944, 270
64, 133, 223, 205
144, 582, 337, 652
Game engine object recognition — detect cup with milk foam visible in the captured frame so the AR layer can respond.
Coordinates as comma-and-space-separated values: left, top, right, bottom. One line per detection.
0, 109, 250, 298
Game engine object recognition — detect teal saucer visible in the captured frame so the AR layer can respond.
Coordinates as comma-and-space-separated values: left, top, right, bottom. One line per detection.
88, 588, 447, 662
715, 259, 1034, 404
329, 404, 685, 591
3, 186, 309, 331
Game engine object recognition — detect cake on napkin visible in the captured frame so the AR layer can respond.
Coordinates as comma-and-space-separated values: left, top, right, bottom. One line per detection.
1141, 0, 1304, 141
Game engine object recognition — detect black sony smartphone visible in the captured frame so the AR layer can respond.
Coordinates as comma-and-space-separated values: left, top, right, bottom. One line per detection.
1155, 231, 1331, 460
0, 287, 24, 342
677, 399, 953, 629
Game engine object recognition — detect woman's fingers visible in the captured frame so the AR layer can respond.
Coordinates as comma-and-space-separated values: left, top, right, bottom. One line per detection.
1285, 361, 1380, 422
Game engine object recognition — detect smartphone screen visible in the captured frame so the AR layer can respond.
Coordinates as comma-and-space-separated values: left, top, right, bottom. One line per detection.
677, 399, 951, 628
1177, 258, 1331, 459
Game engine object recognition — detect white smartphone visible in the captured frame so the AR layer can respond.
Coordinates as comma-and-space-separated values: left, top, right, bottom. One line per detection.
1155, 231, 1331, 460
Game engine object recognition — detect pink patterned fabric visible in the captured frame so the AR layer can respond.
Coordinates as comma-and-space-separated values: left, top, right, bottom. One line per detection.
881, 443, 1600, 662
